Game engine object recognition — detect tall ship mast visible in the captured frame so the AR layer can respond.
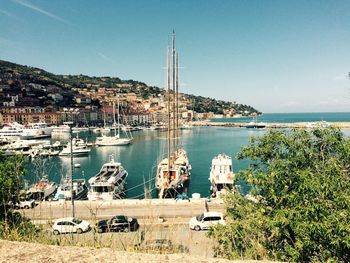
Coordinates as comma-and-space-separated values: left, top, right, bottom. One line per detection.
155, 31, 192, 199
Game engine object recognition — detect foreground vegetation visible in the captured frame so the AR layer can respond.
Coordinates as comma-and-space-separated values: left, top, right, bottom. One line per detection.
209, 127, 350, 262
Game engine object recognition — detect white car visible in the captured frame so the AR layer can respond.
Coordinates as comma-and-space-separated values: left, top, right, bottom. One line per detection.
189, 211, 226, 231
52, 217, 90, 235
16, 199, 35, 209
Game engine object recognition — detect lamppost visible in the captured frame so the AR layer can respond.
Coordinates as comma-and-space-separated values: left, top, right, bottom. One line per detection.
67, 121, 75, 218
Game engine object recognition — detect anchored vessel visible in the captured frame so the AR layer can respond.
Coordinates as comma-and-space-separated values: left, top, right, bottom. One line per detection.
59, 140, 90, 156
87, 156, 128, 200
155, 31, 191, 199
209, 154, 235, 197
54, 178, 88, 200
245, 116, 266, 128
95, 99, 133, 146
26, 175, 57, 201
0, 122, 33, 140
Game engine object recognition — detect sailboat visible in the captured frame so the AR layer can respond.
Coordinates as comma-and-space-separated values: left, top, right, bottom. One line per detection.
155, 31, 192, 199
245, 116, 266, 128
95, 98, 133, 146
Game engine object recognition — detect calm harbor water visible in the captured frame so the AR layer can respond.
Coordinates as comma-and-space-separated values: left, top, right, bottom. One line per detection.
25, 112, 350, 199
26, 126, 257, 199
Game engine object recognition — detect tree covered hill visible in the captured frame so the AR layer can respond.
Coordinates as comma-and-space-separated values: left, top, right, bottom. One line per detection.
0, 59, 260, 115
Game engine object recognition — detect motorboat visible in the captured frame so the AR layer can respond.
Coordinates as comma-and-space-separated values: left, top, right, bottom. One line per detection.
0, 122, 33, 140
95, 134, 132, 146
209, 154, 235, 197
23, 122, 53, 138
53, 178, 88, 200
87, 155, 128, 200
58, 142, 90, 156
26, 175, 57, 201
51, 124, 70, 138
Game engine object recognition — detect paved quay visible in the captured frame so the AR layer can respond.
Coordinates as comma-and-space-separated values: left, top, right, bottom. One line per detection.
23, 198, 225, 224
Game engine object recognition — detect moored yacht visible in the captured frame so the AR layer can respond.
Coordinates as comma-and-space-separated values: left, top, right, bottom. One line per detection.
95, 134, 132, 146
209, 154, 235, 197
54, 178, 88, 200
23, 122, 53, 138
0, 122, 32, 140
156, 148, 191, 198
95, 100, 133, 146
26, 175, 57, 201
245, 116, 266, 128
87, 156, 128, 200
155, 31, 192, 199
58, 141, 90, 156
51, 123, 71, 138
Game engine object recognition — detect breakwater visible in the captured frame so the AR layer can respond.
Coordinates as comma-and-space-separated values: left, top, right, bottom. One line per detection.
191, 121, 350, 129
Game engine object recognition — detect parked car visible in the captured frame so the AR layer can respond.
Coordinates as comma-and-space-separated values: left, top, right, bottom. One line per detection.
52, 217, 90, 235
16, 199, 35, 209
189, 211, 225, 231
139, 239, 189, 254
96, 215, 139, 233
8, 199, 35, 209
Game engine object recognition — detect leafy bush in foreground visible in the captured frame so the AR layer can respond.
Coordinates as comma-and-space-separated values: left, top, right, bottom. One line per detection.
208, 127, 350, 262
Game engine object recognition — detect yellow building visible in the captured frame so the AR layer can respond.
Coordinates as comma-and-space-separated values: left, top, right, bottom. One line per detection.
0, 112, 61, 125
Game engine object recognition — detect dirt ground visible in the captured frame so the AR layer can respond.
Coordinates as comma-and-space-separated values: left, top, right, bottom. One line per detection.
1, 239, 273, 263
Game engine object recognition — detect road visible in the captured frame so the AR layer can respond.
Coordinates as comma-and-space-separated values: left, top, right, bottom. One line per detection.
22, 198, 225, 222
19, 198, 224, 257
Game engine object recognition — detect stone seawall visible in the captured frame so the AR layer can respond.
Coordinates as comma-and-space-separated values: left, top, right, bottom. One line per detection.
191, 121, 350, 128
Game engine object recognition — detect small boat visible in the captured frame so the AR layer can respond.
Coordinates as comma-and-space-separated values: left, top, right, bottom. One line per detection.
87, 155, 128, 200
245, 116, 266, 128
95, 101, 133, 146
72, 126, 89, 133
53, 178, 88, 200
92, 127, 102, 133
26, 175, 57, 201
74, 163, 81, 168
95, 134, 132, 146
59, 142, 90, 156
209, 154, 235, 197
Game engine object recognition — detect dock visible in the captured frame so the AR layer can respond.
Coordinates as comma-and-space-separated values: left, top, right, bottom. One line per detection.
190, 121, 350, 129
22, 198, 225, 224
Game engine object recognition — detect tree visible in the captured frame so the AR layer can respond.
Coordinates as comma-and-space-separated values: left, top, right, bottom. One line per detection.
208, 127, 350, 262
0, 154, 26, 217
0, 154, 38, 240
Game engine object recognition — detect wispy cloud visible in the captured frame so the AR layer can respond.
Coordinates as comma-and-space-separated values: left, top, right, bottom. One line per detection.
97, 52, 113, 62
0, 8, 25, 22
0, 9, 13, 17
11, 0, 73, 25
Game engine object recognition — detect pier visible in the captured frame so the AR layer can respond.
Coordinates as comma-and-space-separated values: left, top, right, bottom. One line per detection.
23, 198, 225, 224
190, 121, 350, 129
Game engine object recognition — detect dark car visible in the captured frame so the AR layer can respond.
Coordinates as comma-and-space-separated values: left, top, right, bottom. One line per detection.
96, 215, 139, 233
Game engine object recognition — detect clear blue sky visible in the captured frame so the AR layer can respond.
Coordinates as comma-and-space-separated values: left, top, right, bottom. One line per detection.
1, 0, 350, 113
